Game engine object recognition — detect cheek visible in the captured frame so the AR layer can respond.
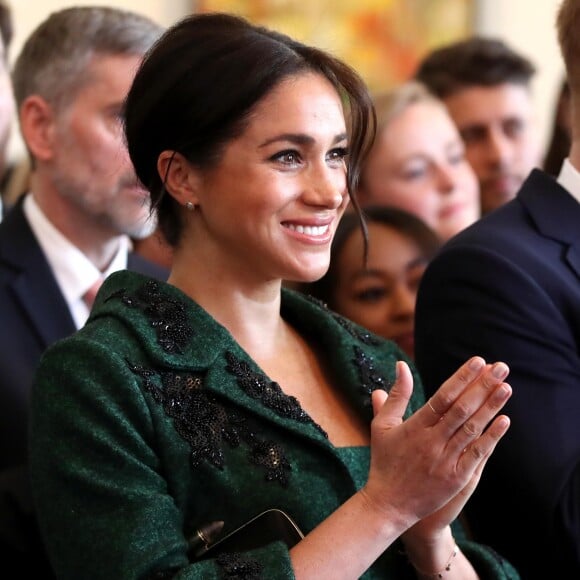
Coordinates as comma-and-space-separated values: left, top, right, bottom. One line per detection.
455, 165, 479, 198
520, 140, 541, 165
464, 145, 484, 167
379, 182, 432, 217
337, 296, 390, 330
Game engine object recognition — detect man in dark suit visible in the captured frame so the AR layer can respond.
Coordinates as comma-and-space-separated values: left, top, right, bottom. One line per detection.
414, 2, 580, 578
0, 7, 165, 574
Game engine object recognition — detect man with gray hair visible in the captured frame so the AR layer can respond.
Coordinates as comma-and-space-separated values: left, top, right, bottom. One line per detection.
0, 7, 165, 573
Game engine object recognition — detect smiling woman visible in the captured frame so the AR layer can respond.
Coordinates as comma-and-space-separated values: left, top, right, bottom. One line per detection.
29, 12, 519, 580
358, 81, 481, 241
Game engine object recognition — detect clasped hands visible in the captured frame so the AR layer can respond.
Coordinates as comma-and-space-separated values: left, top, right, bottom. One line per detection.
363, 356, 512, 543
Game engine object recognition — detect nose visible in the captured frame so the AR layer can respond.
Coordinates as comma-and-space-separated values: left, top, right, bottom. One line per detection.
390, 283, 415, 320
486, 128, 513, 167
302, 162, 346, 209
435, 163, 456, 195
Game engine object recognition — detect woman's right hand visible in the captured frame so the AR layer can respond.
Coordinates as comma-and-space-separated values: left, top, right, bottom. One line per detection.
361, 356, 512, 535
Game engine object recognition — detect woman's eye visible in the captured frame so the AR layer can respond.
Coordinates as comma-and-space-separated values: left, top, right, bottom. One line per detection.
354, 287, 389, 302
327, 147, 349, 165
401, 164, 428, 180
271, 150, 301, 165
448, 149, 465, 165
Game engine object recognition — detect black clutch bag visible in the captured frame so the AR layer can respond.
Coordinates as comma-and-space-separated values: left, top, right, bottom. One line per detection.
191, 509, 304, 559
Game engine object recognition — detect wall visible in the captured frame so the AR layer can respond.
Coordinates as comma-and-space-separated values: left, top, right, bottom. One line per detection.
5, 0, 567, 161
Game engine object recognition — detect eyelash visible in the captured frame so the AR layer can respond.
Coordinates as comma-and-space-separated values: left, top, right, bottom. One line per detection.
329, 147, 349, 162
354, 287, 389, 302
269, 147, 349, 166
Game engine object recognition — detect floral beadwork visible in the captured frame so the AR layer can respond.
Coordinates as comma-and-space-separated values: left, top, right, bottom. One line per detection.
128, 363, 292, 485
225, 351, 327, 438
353, 346, 390, 401
332, 314, 381, 346
107, 280, 193, 354
216, 552, 263, 579
303, 294, 380, 346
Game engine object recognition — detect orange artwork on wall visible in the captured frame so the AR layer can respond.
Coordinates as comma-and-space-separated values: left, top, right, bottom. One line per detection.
193, 0, 475, 92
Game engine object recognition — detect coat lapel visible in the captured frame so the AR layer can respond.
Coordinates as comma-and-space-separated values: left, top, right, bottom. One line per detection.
92, 273, 378, 450
519, 169, 580, 281
0, 201, 75, 347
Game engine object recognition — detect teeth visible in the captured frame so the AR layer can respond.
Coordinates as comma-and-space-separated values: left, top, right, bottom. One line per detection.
285, 224, 329, 236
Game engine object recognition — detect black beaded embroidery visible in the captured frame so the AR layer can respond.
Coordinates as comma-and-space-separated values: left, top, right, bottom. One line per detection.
303, 294, 380, 346
225, 351, 327, 438
216, 552, 263, 579
302, 294, 328, 310
333, 314, 381, 346
128, 363, 292, 485
107, 280, 192, 354
353, 346, 390, 403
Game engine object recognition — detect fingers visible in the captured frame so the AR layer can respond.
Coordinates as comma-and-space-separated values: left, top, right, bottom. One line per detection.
425, 356, 486, 419
427, 357, 512, 476
373, 361, 413, 427
444, 380, 512, 456
436, 362, 510, 437
421, 358, 508, 429
461, 413, 511, 465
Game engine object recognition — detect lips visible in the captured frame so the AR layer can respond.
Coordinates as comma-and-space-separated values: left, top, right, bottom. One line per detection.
439, 203, 465, 219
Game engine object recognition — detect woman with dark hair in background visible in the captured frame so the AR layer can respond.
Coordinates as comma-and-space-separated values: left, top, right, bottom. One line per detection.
300, 207, 440, 359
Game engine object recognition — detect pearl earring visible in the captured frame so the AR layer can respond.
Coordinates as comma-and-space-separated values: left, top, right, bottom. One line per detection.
185, 201, 195, 211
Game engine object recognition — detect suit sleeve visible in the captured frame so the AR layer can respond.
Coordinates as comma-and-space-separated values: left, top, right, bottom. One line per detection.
414, 243, 580, 575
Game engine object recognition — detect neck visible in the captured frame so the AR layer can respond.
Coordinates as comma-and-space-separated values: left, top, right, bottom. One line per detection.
168, 258, 286, 360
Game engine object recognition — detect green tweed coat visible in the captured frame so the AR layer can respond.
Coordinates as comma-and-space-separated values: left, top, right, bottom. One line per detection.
29, 271, 519, 580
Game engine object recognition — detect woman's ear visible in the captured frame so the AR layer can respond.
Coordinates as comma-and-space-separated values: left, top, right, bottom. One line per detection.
157, 151, 201, 206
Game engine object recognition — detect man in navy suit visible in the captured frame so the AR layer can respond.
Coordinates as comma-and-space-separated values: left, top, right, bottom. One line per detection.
415, 2, 580, 578
0, 7, 165, 573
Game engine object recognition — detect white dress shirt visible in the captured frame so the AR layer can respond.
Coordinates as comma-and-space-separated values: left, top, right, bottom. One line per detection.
557, 158, 580, 203
23, 193, 129, 329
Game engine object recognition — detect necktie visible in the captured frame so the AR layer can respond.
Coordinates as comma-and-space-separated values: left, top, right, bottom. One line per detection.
83, 277, 103, 309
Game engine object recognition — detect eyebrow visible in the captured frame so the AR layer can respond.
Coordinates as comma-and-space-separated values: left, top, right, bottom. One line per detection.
350, 257, 429, 281
259, 132, 348, 148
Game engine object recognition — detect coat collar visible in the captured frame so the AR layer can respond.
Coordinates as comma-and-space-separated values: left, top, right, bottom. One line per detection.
87, 270, 392, 445
0, 199, 76, 346
519, 169, 580, 279
519, 169, 580, 244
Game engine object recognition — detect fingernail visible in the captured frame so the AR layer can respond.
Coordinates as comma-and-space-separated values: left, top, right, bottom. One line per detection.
492, 362, 509, 380
469, 357, 484, 371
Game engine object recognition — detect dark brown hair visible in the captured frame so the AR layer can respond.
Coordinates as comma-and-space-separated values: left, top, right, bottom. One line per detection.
415, 36, 536, 99
124, 12, 376, 247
